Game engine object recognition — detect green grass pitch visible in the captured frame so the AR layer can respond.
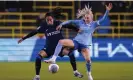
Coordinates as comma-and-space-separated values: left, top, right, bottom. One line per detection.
0, 62, 133, 80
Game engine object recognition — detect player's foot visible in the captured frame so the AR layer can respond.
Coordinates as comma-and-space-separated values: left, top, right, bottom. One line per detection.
33, 76, 40, 80
87, 72, 93, 80
44, 58, 55, 64
74, 70, 83, 78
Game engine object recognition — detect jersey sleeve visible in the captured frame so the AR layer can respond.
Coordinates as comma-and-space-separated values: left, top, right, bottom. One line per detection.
22, 30, 38, 40
56, 20, 62, 25
60, 20, 80, 28
62, 23, 80, 32
96, 10, 109, 26
37, 23, 46, 33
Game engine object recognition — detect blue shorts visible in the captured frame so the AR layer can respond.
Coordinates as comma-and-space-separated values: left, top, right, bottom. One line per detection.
73, 40, 89, 52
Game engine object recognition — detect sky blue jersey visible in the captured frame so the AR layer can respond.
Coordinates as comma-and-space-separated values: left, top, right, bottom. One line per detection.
60, 10, 109, 46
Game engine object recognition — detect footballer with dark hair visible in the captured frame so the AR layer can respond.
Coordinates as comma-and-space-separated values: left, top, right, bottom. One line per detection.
18, 7, 83, 80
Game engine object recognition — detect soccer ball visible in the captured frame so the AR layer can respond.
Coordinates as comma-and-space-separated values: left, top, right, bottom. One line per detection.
48, 64, 59, 73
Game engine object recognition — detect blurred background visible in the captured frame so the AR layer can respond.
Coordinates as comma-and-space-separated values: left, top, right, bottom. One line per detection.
0, 1, 133, 61
0, 1, 133, 80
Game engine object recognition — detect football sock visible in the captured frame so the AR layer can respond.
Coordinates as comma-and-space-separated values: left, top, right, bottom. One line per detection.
86, 62, 91, 72
68, 53, 77, 71
52, 42, 63, 61
35, 54, 42, 75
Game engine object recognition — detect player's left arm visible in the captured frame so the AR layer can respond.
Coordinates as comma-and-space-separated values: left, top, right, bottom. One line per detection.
96, 3, 112, 26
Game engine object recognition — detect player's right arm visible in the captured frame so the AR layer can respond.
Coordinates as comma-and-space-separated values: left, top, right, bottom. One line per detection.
18, 30, 38, 44
56, 20, 80, 30
18, 25, 44, 44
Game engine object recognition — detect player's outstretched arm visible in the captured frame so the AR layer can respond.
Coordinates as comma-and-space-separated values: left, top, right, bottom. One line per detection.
56, 20, 80, 30
97, 3, 112, 25
62, 24, 80, 32
18, 30, 38, 44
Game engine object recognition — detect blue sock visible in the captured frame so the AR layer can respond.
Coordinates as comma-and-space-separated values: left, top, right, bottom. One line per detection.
86, 62, 91, 72
53, 42, 63, 57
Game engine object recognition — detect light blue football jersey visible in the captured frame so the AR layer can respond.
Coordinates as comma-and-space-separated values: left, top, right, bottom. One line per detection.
60, 10, 109, 46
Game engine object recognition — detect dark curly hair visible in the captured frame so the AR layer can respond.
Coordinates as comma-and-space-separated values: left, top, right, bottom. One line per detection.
45, 7, 65, 19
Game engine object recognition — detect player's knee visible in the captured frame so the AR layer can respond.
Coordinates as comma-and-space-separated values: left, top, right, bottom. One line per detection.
59, 40, 64, 44
84, 56, 91, 63
85, 58, 91, 63
82, 48, 87, 52
36, 53, 42, 59
38, 50, 47, 58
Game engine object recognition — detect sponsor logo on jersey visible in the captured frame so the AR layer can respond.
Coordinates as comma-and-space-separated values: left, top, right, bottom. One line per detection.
47, 31, 60, 36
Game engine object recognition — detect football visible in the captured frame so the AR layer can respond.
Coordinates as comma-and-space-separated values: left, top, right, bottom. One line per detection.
48, 64, 59, 73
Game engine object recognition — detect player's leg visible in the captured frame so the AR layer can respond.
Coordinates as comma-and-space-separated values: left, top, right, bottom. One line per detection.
62, 48, 77, 72
45, 39, 74, 63
81, 48, 93, 80
33, 50, 48, 80
54, 39, 75, 57
35, 50, 47, 75
68, 52, 83, 78
60, 47, 83, 78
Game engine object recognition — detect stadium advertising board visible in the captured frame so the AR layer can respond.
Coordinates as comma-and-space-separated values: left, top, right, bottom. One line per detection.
0, 38, 133, 62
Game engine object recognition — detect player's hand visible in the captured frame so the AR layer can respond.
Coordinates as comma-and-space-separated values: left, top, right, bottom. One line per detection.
18, 38, 23, 44
56, 25, 62, 31
78, 29, 82, 33
106, 3, 112, 11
